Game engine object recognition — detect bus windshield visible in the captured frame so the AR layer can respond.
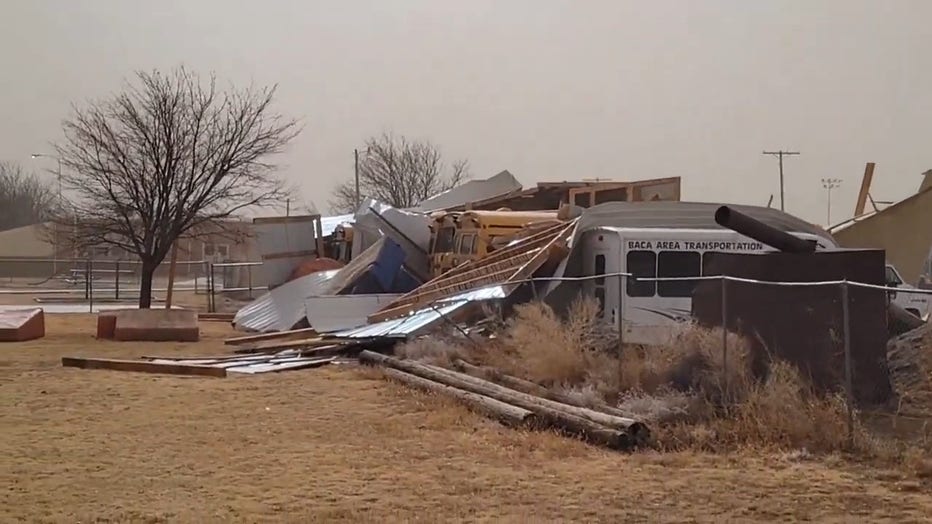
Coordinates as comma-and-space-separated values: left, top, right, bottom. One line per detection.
434, 227, 456, 252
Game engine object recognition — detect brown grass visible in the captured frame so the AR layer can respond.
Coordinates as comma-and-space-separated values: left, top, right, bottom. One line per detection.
415, 300, 932, 462
4, 314, 932, 521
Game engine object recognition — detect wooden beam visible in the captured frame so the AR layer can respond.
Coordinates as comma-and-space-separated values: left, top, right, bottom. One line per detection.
854, 162, 875, 217
61, 357, 227, 377
224, 327, 319, 345
199, 312, 234, 321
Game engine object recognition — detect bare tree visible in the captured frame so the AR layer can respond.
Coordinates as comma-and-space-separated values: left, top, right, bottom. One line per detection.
0, 162, 55, 232
329, 133, 470, 213
51, 67, 300, 308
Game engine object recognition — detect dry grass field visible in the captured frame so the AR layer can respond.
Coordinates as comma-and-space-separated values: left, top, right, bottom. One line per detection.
3, 315, 932, 522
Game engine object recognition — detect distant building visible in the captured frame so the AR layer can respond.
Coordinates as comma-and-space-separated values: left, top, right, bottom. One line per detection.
0, 218, 259, 279
831, 170, 932, 285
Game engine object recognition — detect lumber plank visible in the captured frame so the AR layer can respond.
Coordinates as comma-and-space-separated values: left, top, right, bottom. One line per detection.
224, 327, 319, 345
61, 357, 227, 377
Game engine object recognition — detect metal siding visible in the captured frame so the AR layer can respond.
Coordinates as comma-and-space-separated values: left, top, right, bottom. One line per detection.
414, 170, 523, 212
305, 294, 403, 333
254, 216, 321, 288
332, 301, 468, 338
233, 269, 340, 332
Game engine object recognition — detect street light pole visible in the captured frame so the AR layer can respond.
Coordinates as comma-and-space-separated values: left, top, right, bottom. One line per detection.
31, 153, 62, 203
821, 178, 842, 226
31, 153, 64, 275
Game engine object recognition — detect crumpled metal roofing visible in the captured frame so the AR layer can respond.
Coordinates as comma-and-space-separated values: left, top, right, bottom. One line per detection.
434, 285, 507, 303
414, 170, 522, 213
332, 300, 468, 339
232, 292, 278, 332
305, 293, 402, 333
233, 269, 340, 333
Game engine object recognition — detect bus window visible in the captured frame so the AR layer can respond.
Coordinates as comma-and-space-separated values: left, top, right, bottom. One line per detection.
594, 254, 606, 312
658, 251, 701, 297
626, 250, 656, 297
701, 252, 720, 276
434, 227, 455, 252
459, 234, 476, 255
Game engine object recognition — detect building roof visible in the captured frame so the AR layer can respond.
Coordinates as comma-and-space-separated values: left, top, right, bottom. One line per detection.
830, 185, 932, 235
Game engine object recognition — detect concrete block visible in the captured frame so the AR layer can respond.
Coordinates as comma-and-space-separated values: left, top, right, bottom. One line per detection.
113, 309, 199, 342
0, 308, 46, 342
96, 312, 118, 339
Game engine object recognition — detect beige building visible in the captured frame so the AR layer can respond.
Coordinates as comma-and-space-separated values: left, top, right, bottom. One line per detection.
832, 170, 932, 284
0, 219, 260, 279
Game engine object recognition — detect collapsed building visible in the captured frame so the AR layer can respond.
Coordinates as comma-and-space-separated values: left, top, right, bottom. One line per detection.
226, 170, 923, 405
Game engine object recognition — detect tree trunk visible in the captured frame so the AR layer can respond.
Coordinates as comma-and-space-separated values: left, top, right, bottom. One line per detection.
138, 260, 156, 309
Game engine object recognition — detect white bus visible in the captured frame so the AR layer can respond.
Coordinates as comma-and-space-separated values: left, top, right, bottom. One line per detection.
580, 226, 839, 345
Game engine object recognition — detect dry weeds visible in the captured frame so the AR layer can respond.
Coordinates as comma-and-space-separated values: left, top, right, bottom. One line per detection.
408, 300, 932, 466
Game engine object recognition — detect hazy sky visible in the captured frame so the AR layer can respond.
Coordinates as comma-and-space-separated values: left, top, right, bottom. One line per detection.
1, 0, 929, 224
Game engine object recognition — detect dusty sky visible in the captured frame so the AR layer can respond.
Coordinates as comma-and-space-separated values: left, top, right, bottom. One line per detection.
1, 0, 929, 224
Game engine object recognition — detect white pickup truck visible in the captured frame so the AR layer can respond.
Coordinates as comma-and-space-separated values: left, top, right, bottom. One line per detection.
886, 264, 931, 322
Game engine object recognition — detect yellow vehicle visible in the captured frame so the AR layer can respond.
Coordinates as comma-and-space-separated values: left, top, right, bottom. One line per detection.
428, 209, 561, 277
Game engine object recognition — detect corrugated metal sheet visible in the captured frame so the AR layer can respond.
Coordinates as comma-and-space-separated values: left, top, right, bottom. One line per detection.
232, 292, 278, 332
148, 354, 335, 374
254, 216, 321, 288
233, 270, 339, 333
269, 269, 341, 331
305, 294, 402, 333
352, 199, 432, 279
332, 301, 468, 339
435, 285, 507, 303
415, 170, 523, 212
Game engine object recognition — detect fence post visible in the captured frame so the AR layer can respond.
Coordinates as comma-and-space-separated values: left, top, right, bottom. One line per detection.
721, 276, 728, 394
841, 280, 854, 447
114, 260, 120, 300
247, 264, 253, 299
84, 258, 90, 300
88, 257, 95, 314
208, 262, 216, 313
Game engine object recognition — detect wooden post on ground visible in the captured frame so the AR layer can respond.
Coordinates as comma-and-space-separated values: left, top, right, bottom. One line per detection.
165, 242, 179, 310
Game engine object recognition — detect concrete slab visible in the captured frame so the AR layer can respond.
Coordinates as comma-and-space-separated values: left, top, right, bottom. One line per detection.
0, 308, 45, 342
113, 309, 199, 342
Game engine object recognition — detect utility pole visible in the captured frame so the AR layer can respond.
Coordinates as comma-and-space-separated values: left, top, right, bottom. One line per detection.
762, 150, 800, 211
821, 178, 842, 226
354, 148, 360, 210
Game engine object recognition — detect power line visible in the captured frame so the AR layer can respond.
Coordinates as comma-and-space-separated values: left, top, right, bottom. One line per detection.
762, 150, 800, 212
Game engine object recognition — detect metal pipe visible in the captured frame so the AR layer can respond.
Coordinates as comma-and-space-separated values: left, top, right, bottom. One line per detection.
714, 206, 815, 253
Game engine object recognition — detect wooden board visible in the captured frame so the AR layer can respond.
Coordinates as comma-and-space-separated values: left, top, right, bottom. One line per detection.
224, 327, 319, 346
62, 357, 227, 377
